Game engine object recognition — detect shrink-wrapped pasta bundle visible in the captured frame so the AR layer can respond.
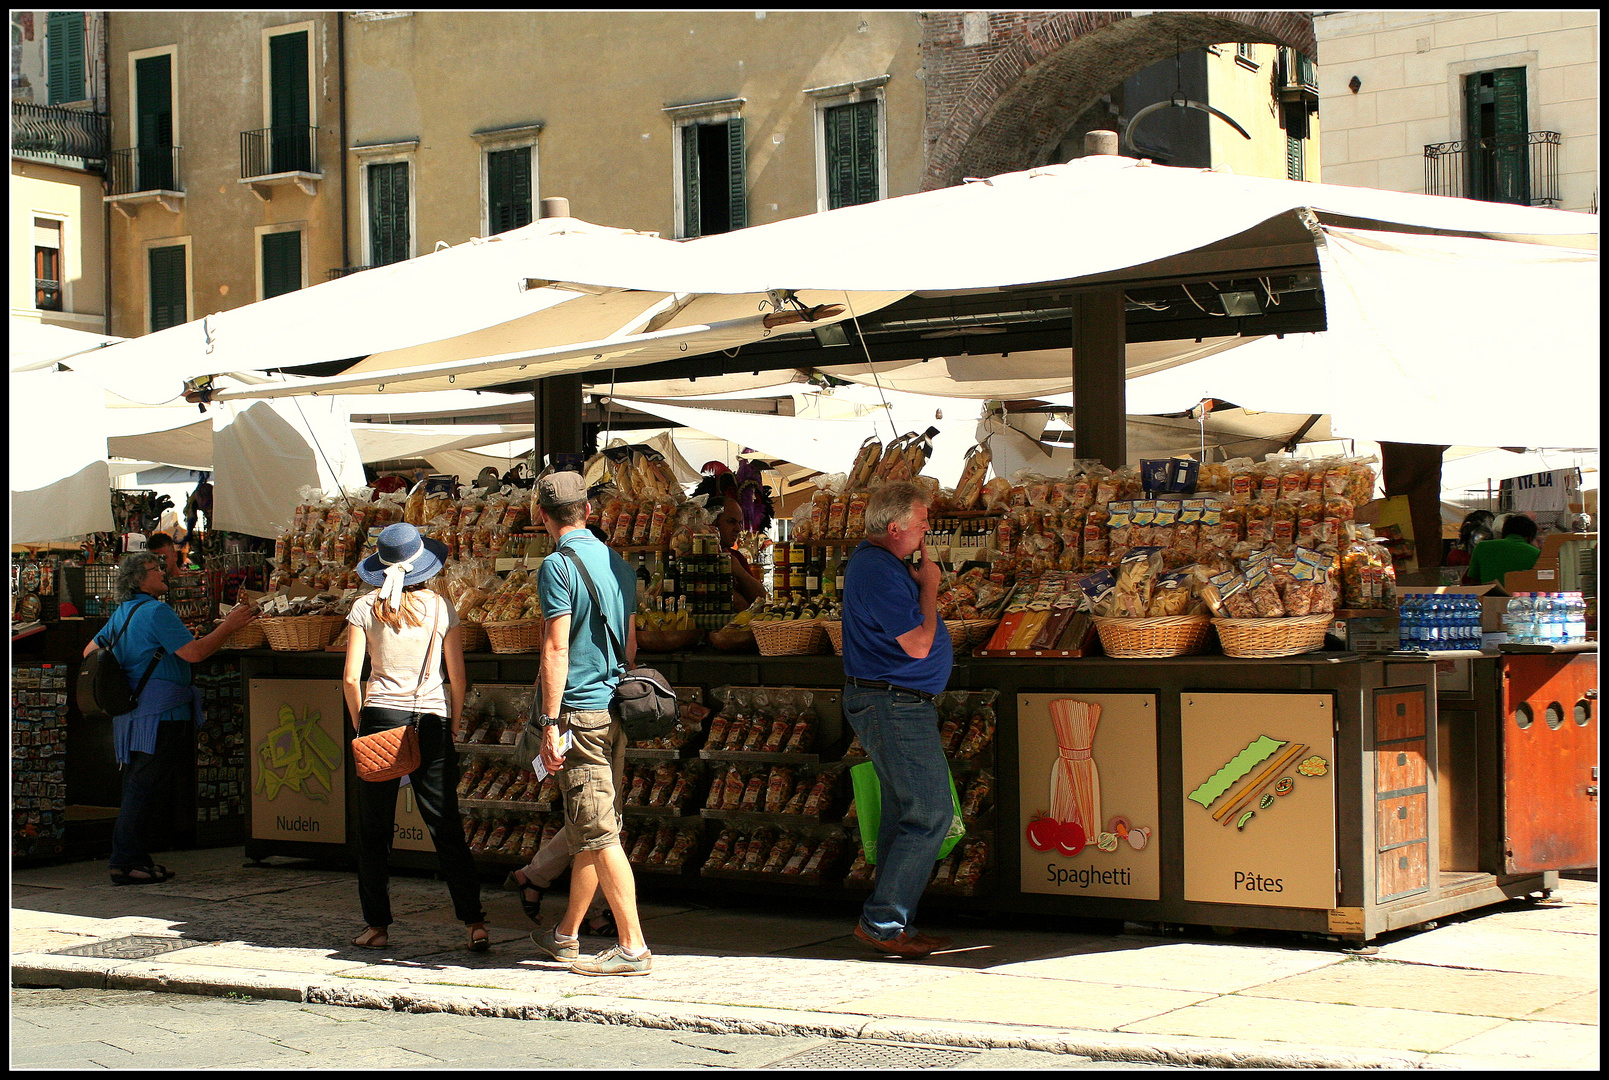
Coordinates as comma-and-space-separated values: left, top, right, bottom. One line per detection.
954, 443, 991, 510
845, 435, 883, 492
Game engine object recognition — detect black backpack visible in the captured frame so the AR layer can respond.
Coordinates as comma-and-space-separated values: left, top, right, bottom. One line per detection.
559, 548, 680, 742
77, 597, 165, 719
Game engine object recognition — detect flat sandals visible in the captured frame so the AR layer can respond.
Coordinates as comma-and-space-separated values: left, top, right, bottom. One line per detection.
110, 864, 174, 886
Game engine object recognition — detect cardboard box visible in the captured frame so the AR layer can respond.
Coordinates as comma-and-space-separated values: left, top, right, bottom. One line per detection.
1398, 583, 1510, 632
1332, 614, 1400, 652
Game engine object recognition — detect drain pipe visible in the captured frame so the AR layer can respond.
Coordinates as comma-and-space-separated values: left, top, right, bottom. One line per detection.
101, 12, 113, 335
337, 13, 349, 272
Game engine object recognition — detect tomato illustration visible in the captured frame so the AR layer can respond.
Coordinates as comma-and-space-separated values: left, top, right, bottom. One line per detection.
1055, 820, 1087, 858
1025, 812, 1059, 853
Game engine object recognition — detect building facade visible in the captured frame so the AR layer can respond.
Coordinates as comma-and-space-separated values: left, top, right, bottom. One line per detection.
1314, 10, 1597, 213
11, 10, 110, 334
102, 11, 346, 338
93, 11, 1319, 341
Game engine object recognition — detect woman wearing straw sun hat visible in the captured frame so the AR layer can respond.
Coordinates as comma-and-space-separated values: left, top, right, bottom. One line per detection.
342, 522, 488, 953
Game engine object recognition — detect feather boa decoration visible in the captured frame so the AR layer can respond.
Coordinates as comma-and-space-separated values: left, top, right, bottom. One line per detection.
699, 460, 773, 533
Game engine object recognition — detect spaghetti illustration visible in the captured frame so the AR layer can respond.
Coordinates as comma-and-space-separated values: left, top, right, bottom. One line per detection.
1049, 698, 1101, 838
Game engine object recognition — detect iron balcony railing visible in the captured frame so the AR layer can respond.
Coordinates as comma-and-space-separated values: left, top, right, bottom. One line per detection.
240, 124, 319, 179
1424, 130, 1561, 207
11, 101, 109, 166
35, 279, 62, 311
107, 145, 183, 195
326, 265, 374, 280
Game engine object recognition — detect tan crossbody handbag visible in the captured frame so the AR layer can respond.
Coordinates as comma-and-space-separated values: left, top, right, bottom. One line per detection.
351, 601, 441, 782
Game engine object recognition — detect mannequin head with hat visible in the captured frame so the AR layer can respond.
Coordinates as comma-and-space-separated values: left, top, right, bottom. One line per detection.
356, 522, 449, 631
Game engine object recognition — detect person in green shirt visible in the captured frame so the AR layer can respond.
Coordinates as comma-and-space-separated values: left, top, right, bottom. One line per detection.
1464, 513, 1541, 585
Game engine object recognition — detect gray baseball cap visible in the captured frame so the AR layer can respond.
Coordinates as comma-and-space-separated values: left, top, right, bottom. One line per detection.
535, 470, 588, 507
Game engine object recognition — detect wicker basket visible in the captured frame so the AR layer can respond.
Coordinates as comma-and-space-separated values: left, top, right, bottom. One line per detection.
751, 619, 831, 656
1211, 614, 1334, 658
219, 620, 268, 650
707, 628, 758, 653
824, 621, 845, 655
947, 618, 1001, 656
484, 618, 543, 654
1092, 614, 1213, 659
458, 621, 490, 653
635, 627, 703, 653
259, 615, 346, 652
325, 625, 351, 652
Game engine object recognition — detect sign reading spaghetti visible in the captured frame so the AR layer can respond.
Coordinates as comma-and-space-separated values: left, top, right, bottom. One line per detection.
1018, 693, 1159, 899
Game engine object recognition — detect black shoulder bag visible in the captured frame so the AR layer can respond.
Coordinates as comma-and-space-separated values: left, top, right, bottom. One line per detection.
558, 547, 679, 742
77, 597, 165, 719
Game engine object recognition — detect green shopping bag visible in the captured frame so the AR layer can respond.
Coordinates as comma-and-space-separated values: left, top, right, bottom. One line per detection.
849, 760, 965, 865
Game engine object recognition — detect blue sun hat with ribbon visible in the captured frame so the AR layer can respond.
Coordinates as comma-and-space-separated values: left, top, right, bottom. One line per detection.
356, 522, 449, 606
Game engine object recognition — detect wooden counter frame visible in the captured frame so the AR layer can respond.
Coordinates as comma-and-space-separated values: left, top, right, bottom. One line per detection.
235, 648, 1565, 943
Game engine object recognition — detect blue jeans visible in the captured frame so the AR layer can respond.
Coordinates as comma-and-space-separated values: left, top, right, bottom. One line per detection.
842, 684, 952, 940
109, 719, 189, 872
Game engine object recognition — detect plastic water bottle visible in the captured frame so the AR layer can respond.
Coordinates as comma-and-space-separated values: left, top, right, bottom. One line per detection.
1566, 592, 1587, 644
1503, 593, 1533, 645
1397, 595, 1416, 649
1534, 593, 1556, 645
1463, 596, 1480, 649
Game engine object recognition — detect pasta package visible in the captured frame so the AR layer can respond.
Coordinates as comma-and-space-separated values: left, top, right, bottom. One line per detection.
1146, 569, 1195, 617
954, 443, 991, 511
845, 435, 883, 492
1111, 546, 1163, 618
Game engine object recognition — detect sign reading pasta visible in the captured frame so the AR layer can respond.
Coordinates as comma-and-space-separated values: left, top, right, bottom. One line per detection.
1017, 693, 1160, 899
1180, 692, 1336, 909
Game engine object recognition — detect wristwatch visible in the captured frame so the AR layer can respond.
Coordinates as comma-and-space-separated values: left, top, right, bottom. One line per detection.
533, 713, 560, 729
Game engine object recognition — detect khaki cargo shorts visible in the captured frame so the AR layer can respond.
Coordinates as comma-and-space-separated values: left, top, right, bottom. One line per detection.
557, 709, 627, 854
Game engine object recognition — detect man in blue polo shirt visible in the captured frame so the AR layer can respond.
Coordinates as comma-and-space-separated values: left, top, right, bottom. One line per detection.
841, 480, 955, 958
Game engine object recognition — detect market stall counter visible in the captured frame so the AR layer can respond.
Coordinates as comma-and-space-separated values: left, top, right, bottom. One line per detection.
236, 645, 1578, 945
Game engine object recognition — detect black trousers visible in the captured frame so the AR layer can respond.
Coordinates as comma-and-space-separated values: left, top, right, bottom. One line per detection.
354, 707, 485, 928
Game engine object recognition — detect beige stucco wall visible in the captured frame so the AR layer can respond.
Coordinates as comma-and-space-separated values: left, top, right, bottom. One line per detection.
11, 159, 107, 332
343, 10, 925, 247
1314, 10, 1597, 212
1206, 43, 1321, 180
105, 11, 345, 337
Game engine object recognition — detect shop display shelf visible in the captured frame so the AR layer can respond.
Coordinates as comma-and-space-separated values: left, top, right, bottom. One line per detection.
461, 797, 556, 813
623, 802, 700, 817
699, 808, 836, 826
625, 746, 701, 760
699, 749, 821, 765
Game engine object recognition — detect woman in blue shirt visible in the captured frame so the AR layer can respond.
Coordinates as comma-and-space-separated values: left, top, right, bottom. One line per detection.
83, 552, 257, 884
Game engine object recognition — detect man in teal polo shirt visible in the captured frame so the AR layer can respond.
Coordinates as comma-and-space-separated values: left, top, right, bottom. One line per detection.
529, 470, 651, 977
1465, 513, 1541, 586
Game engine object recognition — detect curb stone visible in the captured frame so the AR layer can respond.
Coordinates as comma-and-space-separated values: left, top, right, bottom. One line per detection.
13, 952, 1431, 1069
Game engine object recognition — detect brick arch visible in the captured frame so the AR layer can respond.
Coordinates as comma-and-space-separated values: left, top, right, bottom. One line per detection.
921, 10, 1317, 190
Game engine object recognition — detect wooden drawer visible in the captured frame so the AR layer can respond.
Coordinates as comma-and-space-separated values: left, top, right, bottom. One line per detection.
1375, 792, 1429, 849
1375, 688, 1426, 743
1378, 840, 1430, 902
1376, 740, 1427, 794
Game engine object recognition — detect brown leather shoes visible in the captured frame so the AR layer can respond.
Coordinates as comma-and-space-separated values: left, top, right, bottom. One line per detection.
854, 924, 936, 957
909, 931, 952, 951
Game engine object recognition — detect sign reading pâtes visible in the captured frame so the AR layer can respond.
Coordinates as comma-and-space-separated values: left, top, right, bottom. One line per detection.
248, 679, 347, 844
1180, 692, 1336, 910
1018, 693, 1160, 900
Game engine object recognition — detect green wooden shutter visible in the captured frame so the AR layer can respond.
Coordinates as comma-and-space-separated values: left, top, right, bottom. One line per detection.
262, 231, 302, 298
1465, 68, 1529, 205
681, 125, 701, 237
1286, 132, 1303, 181
269, 31, 311, 173
149, 245, 187, 332
487, 147, 532, 235
826, 101, 879, 209
135, 54, 173, 191
726, 117, 746, 231
47, 12, 86, 105
368, 161, 409, 266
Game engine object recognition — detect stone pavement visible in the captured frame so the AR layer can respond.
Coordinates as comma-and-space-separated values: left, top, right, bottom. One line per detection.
10, 849, 1599, 1070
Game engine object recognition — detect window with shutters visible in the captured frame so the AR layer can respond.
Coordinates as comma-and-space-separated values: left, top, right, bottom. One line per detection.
34, 219, 63, 312
267, 28, 313, 174
676, 118, 746, 237
824, 100, 881, 209
148, 244, 188, 333
1282, 101, 1310, 181
261, 229, 303, 299
133, 50, 175, 191
47, 12, 86, 105
1464, 68, 1529, 205
367, 161, 411, 266
486, 146, 533, 235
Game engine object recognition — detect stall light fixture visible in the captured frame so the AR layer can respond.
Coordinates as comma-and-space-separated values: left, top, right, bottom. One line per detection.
813, 323, 850, 347
1217, 289, 1262, 317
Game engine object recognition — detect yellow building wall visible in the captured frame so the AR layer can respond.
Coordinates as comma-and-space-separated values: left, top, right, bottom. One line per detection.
343, 10, 926, 246
10, 159, 108, 332
1206, 43, 1320, 181
105, 11, 345, 337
